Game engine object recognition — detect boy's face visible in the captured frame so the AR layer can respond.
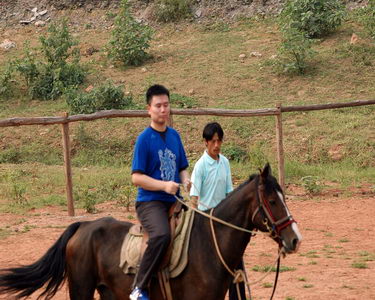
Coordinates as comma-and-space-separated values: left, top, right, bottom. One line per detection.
147, 94, 170, 126
206, 133, 222, 160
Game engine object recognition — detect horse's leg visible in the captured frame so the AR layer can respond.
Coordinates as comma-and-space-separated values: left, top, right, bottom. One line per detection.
66, 230, 97, 300
97, 284, 115, 300
67, 269, 96, 300
102, 273, 134, 299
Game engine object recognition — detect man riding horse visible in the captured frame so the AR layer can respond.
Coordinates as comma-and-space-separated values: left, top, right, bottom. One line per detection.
130, 84, 191, 300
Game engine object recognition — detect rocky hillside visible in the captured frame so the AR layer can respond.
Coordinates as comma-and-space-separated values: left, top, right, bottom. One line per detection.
0, 0, 369, 27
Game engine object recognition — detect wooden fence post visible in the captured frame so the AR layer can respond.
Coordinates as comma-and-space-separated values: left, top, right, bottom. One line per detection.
61, 112, 75, 216
275, 103, 286, 192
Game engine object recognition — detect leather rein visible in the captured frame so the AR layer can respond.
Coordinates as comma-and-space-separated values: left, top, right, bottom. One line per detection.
209, 182, 296, 300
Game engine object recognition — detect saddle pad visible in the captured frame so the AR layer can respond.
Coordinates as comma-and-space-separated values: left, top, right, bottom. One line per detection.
119, 208, 195, 278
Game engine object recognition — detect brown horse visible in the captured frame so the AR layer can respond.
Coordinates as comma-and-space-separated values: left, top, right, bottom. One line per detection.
0, 164, 302, 300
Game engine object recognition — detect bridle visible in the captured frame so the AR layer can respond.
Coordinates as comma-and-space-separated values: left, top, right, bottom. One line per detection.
251, 182, 296, 244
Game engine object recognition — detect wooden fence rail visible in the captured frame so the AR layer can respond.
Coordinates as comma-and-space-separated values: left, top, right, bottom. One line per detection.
1, 99, 374, 127
1, 99, 374, 216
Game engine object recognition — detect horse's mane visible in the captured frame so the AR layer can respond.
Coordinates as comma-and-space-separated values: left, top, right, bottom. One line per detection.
227, 173, 258, 198
217, 172, 282, 208
198, 171, 282, 214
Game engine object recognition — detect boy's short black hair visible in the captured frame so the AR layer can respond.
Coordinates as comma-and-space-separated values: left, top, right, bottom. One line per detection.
146, 84, 170, 105
203, 122, 224, 141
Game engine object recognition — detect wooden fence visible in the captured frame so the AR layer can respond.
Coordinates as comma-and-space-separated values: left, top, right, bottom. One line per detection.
1, 99, 374, 216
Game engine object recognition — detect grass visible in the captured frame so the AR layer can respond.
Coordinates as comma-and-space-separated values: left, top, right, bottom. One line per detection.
338, 238, 350, 243
252, 265, 296, 272
0, 228, 12, 240
351, 262, 368, 269
300, 250, 320, 258
0, 163, 134, 213
0, 12, 375, 213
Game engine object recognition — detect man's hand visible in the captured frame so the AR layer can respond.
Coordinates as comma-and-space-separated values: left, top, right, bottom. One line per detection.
164, 181, 179, 195
182, 179, 192, 192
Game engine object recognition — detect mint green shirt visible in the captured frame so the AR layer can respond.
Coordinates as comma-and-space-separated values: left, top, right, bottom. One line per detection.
190, 151, 233, 210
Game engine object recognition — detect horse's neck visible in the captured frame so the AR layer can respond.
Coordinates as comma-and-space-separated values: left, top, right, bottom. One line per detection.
205, 181, 257, 267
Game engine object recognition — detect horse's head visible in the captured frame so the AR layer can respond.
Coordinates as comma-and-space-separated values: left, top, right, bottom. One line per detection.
251, 163, 302, 254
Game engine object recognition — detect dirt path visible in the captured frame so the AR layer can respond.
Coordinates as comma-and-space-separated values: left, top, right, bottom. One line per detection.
0, 192, 374, 300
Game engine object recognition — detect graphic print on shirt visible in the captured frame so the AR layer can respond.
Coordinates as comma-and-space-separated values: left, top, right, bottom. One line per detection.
158, 148, 176, 181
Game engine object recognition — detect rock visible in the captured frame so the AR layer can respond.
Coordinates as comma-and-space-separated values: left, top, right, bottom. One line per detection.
85, 85, 94, 92
350, 33, 358, 45
250, 51, 262, 57
141, 67, 147, 73
195, 9, 202, 18
85, 47, 99, 56
35, 21, 46, 27
20, 20, 32, 25
328, 145, 345, 161
39, 10, 48, 16
188, 89, 195, 95
0, 39, 16, 50
239, 53, 246, 59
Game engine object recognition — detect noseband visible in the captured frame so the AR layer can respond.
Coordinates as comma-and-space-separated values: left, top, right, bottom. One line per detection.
251, 183, 296, 241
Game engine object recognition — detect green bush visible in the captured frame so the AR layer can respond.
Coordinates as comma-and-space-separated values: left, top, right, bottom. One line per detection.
222, 143, 248, 162
280, 0, 346, 38
13, 20, 86, 100
66, 81, 133, 114
170, 93, 197, 108
275, 28, 317, 74
301, 175, 323, 194
357, 0, 375, 39
0, 64, 15, 99
107, 0, 153, 66
155, 0, 192, 23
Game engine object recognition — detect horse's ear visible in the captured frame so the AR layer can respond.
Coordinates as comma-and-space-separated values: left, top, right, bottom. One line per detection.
260, 163, 271, 182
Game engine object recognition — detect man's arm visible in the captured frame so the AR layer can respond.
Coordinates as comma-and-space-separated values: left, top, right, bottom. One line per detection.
132, 173, 179, 195
179, 169, 191, 191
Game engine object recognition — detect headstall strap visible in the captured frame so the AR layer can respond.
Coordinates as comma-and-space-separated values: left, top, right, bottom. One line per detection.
257, 184, 296, 239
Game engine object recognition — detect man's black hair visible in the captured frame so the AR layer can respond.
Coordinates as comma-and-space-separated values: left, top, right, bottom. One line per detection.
146, 84, 170, 105
202, 122, 224, 141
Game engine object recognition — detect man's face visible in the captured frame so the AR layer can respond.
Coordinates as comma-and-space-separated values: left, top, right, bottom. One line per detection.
147, 94, 170, 126
206, 133, 222, 160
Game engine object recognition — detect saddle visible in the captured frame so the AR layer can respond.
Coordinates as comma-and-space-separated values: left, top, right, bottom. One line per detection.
119, 202, 194, 299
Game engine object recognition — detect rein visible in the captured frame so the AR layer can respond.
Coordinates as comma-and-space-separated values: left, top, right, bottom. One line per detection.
174, 180, 288, 300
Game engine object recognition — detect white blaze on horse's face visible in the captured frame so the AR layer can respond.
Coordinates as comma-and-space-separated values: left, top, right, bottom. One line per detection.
277, 191, 303, 253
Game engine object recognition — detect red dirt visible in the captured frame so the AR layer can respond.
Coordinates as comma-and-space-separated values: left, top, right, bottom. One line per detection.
0, 190, 374, 300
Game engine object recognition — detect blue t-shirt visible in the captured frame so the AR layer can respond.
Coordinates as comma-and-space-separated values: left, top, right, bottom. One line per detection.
132, 126, 189, 202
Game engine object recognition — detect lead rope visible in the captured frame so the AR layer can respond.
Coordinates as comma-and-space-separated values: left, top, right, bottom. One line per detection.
174, 188, 282, 300
208, 209, 282, 300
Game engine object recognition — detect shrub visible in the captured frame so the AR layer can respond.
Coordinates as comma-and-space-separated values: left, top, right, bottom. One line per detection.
357, 0, 375, 40
66, 81, 133, 114
13, 19, 86, 100
155, 0, 192, 23
107, 0, 153, 66
301, 175, 323, 195
170, 93, 197, 108
0, 64, 15, 99
280, 0, 346, 38
275, 28, 317, 74
222, 143, 248, 162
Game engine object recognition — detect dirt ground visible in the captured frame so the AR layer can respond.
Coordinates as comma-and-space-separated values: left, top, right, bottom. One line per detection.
0, 187, 374, 300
